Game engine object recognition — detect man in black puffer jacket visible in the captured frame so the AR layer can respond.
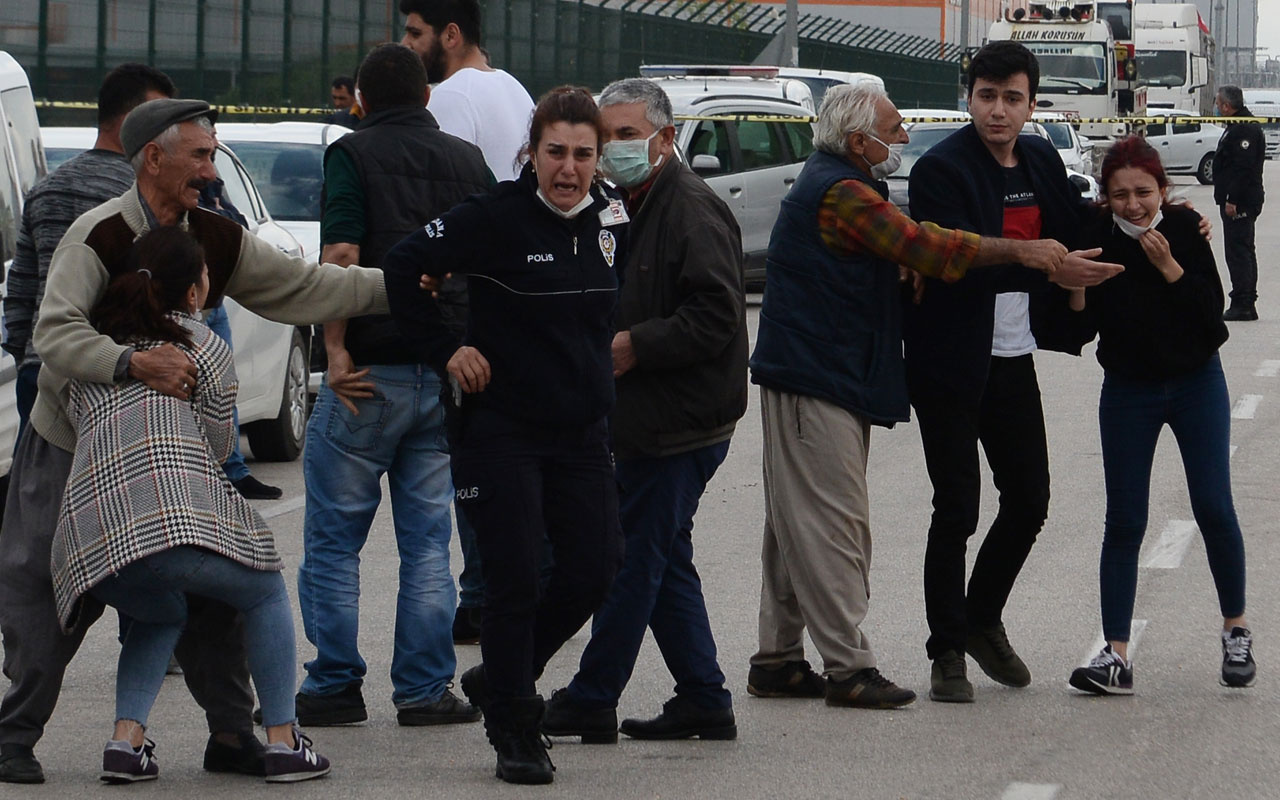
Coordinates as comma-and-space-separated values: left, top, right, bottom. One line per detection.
293, 42, 491, 729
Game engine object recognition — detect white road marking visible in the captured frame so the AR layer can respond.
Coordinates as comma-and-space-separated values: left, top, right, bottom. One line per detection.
261, 495, 306, 519
1230, 445, 1238, 460
1231, 394, 1263, 419
1083, 619, 1147, 666
1254, 360, 1280, 377
1001, 783, 1061, 800
1141, 520, 1198, 569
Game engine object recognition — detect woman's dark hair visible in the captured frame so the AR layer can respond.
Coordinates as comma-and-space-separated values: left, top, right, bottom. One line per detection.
525, 85, 603, 160
1100, 135, 1169, 193
91, 226, 206, 347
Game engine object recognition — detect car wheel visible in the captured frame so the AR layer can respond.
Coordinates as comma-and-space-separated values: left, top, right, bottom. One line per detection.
1197, 153, 1214, 185
244, 327, 308, 462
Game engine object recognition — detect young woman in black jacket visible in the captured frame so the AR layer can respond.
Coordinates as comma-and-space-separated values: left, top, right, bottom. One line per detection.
1066, 136, 1254, 696
383, 86, 627, 785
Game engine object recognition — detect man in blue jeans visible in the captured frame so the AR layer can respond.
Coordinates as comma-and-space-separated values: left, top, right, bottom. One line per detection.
542, 78, 747, 741
293, 43, 492, 727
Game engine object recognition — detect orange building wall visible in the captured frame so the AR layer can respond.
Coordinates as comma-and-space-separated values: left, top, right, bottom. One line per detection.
752, 0, 1006, 47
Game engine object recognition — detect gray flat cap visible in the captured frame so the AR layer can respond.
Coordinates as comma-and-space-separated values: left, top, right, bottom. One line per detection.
120, 98, 219, 159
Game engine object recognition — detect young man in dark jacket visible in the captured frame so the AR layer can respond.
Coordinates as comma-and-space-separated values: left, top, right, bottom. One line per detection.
542, 78, 747, 742
906, 41, 1121, 703
1212, 85, 1266, 321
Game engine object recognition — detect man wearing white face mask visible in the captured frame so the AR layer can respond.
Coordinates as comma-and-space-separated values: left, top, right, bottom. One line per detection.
748, 81, 1075, 710
541, 78, 747, 744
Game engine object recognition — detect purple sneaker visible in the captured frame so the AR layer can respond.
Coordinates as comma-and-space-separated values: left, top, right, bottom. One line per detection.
263, 727, 330, 783
100, 738, 159, 784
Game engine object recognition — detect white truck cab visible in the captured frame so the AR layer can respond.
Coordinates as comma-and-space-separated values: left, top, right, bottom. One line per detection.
988, 0, 1145, 140
1135, 4, 1214, 116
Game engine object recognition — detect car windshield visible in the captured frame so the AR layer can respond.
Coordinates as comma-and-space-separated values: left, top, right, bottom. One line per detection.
1136, 50, 1186, 87
221, 141, 325, 222
1039, 122, 1074, 149
892, 126, 959, 176
1026, 43, 1108, 94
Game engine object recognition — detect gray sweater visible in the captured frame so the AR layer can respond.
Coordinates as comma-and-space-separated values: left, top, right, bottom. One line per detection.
6, 149, 135, 368
33, 184, 389, 452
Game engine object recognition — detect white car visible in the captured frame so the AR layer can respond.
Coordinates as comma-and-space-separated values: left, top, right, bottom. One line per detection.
1142, 109, 1223, 185
214, 122, 351, 392
213, 122, 352, 261
775, 67, 884, 114
640, 66, 817, 285
1033, 112, 1094, 176
41, 126, 312, 462
0, 52, 44, 482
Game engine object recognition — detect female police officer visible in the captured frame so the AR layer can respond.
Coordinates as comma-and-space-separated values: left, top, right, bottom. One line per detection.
383, 86, 627, 785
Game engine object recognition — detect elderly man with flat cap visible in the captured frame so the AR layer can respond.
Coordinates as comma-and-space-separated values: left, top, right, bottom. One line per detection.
0, 98, 389, 784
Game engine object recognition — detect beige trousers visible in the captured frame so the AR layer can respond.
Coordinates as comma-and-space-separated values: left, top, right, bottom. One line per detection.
752, 387, 876, 680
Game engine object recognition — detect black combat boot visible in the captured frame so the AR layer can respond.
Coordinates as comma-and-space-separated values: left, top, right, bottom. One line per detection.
484, 696, 555, 785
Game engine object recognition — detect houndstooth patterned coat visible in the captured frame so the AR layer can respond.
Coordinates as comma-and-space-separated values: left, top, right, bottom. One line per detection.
51, 313, 282, 631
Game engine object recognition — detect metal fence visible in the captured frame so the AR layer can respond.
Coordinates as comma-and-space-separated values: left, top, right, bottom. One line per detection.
2, 0, 961, 121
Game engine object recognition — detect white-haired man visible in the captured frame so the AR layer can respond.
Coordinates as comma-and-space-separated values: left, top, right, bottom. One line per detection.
0, 98, 389, 782
746, 83, 1103, 708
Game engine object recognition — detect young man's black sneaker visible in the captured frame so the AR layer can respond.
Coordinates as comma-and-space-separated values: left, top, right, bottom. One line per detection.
824, 667, 917, 709
929, 650, 975, 703
100, 738, 159, 784
264, 727, 330, 783
203, 730, 267, 776
0, 744, 44, 784
232, 475, 283, 500
1223, 303, 1259, 322
294, 684, 368, 726
1069, 645, 1134, 696
619, 695, 736, 740
1221, 626, 1257, 688
460, 663, 494, 713
542, 688, 620, 743
453, 606, 483, 645
747, 660, 826, 698
396, 688, 481, 726
965, 623, 1031, 688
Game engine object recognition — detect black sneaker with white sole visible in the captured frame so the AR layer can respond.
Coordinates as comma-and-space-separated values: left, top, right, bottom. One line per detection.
264, 727, 330, 783
1221, 626, 1257, 688
1069, 645, 1133, 696
100, 738, 159, 784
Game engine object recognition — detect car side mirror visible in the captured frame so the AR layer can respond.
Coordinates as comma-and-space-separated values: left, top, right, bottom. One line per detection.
691, 154, 722, 174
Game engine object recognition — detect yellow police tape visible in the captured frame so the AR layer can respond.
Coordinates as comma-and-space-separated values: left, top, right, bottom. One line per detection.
36, 100, 333, 116
34, 100, 1279, 127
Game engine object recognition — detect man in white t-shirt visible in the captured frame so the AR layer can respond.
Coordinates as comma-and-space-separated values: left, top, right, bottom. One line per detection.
398, 0, 538, 644
399, 0, 535, 182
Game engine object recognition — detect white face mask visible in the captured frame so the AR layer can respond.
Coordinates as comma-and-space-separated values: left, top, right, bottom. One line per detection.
863, 132, 902, 179
1112, 209, 1163, 239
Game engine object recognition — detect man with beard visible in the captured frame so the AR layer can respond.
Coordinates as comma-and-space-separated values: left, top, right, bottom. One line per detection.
400, 0, 533, 182
399, 0, 536, 644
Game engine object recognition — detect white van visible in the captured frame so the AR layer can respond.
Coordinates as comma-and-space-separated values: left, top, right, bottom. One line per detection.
775, 67, 885, 113
0, 52, 43, 482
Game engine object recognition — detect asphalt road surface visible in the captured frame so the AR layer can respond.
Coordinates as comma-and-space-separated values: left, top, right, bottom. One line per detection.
22, 168, 1280, 799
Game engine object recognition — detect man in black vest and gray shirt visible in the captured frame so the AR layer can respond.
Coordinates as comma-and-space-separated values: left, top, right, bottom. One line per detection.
291, 43, 491, 727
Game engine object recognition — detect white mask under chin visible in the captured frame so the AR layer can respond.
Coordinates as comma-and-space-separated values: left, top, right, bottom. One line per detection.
1112, 209, 1164, 240
537, 187, 594, 219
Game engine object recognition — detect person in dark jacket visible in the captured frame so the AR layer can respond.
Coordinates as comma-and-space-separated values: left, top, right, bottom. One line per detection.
383, 86, 626, 786
294, 43, 489, 730
541, 78, 745, 745
1212, 84, 1265, 321
1066, 136, 1254, 695
906, 41, 1122, 704
322, 75, 360, 129
747, 82, 1071, 713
